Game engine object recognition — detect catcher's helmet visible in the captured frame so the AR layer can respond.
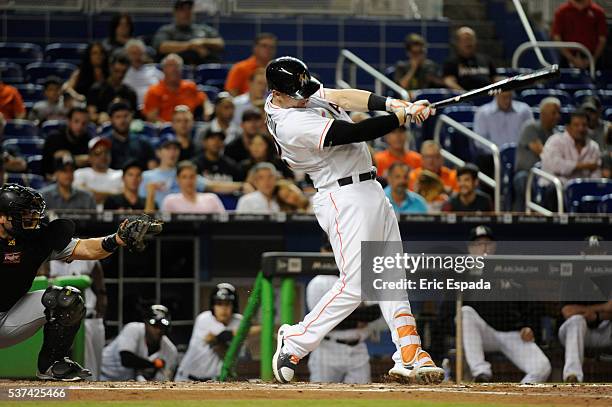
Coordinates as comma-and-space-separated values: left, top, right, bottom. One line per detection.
144, 304, 171, 333
0, 183, 46, 237
266, 56, 320, 100
210, 283, 238, 314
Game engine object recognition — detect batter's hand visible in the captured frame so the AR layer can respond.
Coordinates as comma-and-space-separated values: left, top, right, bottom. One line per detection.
407, 100, 435, 124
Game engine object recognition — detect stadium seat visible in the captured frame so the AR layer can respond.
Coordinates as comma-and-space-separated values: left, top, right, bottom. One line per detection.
44, 43, 87, 65
596, 70, 612, 90
138, 122, 158, 138
519, 89, 572, 107
599, 193, 612, 213
3, 120, 38, 138
0, 61, 23, 84
496, 67, 533, 77
412, 88, 462, 104
573, 89, 612, 107
500, 143, 517, 211
26, 154, 43, 175
565, 179, 612, 213
531, 106, 574, 126
195, 64, 232, 87
5, 173, 46, 190
578, 195, 602, 213
40, 119, 66, 139
2, 137, 44, 156
438, 105, 477, 163
605, 108, 612, 122
25, 62, 77, 84
14, 84, 44, 104
554, 68, 593, 86
98, 122, 112, 137
158, 123, 174, 137
199, 84, 220, 102
0, 42, 43, 65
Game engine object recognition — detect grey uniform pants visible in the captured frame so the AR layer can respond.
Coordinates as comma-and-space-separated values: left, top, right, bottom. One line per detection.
0, 290, 46, 349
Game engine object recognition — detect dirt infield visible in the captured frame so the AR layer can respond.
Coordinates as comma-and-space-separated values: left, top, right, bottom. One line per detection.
1, 381, 611, 406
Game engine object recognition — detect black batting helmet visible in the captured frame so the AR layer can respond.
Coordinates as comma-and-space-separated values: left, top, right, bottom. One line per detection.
144, 304, 171, 333
266, 56, 320, 100
210, 283, 238, 314
0, 183, 46, 238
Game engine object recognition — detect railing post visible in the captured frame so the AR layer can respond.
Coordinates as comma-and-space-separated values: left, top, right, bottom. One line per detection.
260, 276, 275, 381
280, 278, 295, 325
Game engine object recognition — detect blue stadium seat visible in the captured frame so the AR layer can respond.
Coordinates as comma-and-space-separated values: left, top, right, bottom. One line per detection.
599, 193, 612, 213
158, 123, 174, 137
442, 104, 477, 124
40, 119, 66, 139
14, 84, 44, 104
531, 106, 574, 125
596, 70, 612, 90
0, 42, 43, 65
26, 154, 43, 175
605, 108, 612, 122
413, 88, 462, 104
573, 89, 612, 107
0, 62, 23, 84
217, 193, 239, 211
578, 195, 602, 213
3, 137, 44, 156
565, 179, 612, 213
6, 173, 46, 190
44, 43, 88, 65
195, 64, 231, 87
438, 105, 478, 163
131, 122, 158, 139
25, 62, 77, 84
555, 68, 593, 85
500, 143, 517, 211
519, 89, 572, 107
496, 67, 533, 77
199, 84, 220, 103
98, 122, 112, 137
3, 120, 38, 138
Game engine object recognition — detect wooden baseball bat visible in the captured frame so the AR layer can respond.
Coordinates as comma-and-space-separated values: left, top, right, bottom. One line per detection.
431, 64, 561, 109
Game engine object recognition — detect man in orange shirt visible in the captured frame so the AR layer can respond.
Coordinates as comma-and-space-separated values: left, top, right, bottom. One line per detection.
225, 33, 277, 96
0, 80, 26, 120
409, 140, 459, 193
374, 126, 421, 177
143, 53, 207, 123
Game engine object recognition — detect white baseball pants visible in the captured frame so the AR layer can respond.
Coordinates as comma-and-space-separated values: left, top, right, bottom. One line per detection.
85, 318, 105, 381
308, 339, 370, 383
0, 290, 46, 349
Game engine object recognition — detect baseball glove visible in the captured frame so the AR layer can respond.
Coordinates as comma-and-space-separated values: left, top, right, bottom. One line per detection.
117, 215, 163, 252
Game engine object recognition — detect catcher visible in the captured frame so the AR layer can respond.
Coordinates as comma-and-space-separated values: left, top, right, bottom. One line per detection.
0, 183, 162, 381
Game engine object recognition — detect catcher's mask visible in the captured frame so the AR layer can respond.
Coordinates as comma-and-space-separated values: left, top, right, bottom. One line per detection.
0, 184, 46, 238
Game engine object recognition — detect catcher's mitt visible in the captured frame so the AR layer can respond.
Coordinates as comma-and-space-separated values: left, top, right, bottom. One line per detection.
117, 215, 163, 252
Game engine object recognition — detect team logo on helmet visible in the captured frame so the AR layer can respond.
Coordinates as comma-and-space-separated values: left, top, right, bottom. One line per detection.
298, 72, 309, 87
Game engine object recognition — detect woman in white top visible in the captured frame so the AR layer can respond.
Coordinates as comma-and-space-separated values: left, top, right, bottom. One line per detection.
161, 160, 225, 213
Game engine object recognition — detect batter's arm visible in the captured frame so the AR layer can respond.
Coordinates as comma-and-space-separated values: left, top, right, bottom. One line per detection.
322, 88, 373, 112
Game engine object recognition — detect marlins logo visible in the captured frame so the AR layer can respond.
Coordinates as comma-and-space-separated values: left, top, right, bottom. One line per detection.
298, 72, 309, 87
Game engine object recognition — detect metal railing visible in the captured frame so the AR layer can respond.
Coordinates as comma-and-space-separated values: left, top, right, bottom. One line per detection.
335, 49, 409, 101
433, 115, 501, 212
525, 166, 564, 215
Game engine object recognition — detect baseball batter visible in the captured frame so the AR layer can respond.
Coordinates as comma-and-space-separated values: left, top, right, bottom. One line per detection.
265, 56, 443, 384
0, 183, 162, 381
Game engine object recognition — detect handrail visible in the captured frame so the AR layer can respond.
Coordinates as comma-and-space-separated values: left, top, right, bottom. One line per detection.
433, 115, 501, 212
511, 0, 549, 68
335, 49, 409, 101
512, 41, 595, 79
525, 166, 564, 215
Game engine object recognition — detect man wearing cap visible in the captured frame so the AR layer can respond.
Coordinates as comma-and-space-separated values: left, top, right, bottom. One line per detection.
192, 129, 242, 182
153, 0, 224, 65
394, 33, 443, 91
224, 109, 264, 163
73, 137, 123, 206
105, 101, 156, 171
39, 155, 97, 210
581, 96, 610, 151
442, 163, 493, 212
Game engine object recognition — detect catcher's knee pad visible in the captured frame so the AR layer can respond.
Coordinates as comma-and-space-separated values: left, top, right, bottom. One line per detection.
41, 286, 85, 327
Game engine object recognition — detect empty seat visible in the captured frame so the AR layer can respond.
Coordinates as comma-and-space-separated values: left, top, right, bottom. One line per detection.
0, 42, 43, 65
158, 123, 174, 137
25, 62, 77, 85
40, 119, 66, 139
0, 62, 23, 84
3, 120, 38, 138
199, 84, 219, 102
44, 43, 88, 65
599, 193, 612, 213
14, 84, 44, 104
442, 104, 477, 124
555, 68, 593, 85
5, 173, 46, 190
26, 154, 43, 175
519, 89, 573, 107
578, 195, 602, 213
596, 70, 612, 90
496, 67, 533, 77
3, 137, 44, 156
565, 179, 612, 213
573, 89, 612, 107
412, 88, 462, 104
195, 64, 232, 87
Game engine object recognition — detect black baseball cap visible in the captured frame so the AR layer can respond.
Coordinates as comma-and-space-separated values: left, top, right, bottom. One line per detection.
54, 154, 76, 172
469, 225, 495, 241
108, 100, 132, 116
174, 0, 194, 9
122, 159, 143, 174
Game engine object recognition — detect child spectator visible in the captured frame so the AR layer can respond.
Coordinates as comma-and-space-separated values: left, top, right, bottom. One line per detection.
29, 76, 67, 124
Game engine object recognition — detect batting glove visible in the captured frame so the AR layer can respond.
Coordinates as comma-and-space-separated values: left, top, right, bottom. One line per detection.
404, 100, 435, 125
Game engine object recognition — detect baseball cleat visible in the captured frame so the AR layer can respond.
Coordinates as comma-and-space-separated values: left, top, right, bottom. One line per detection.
272, 324, 300, 383
474, 373, 492, 383
564, 374, 579, 383
37, 357, 91, 382
388, 349, 444, 385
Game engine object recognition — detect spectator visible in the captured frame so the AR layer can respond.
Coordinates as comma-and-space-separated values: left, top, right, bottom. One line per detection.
384, 162, 428, 214
236, 162, 280, 213
64, 42, 109, 102
513, 97, 561, 211
442, 163, 493, 212
231, 68, 267, 126
394, 33, 443, 91
276, 179, 310, 213
73, 137, 123, 206
152, 0, 224, 65
240, 133, 293, 180
42, 106, 91, 178
0, 78, 25, 120
28, 76, 66, 124
40, 155, 97, 210
87, 54, 138, 124
408, 141, 459, 193
171, 105, 197, 160
414, 169, 448, 213
225, 33, 277, 96
541, 110, 601, 185
196, 92, 241, 144
224, 109, 263, 163
374, 126, 422, 177
443, 27, 496, 91
104, 160, 156, 212
161, 160, 225, 213
581, 96, 610, 151
105, 101, 156, 170
102, 13, 134, 55
0, 142, 26, 175
192, 130, 242, 182
143, 53, 207, 123
551, 0, 607, 69
123, 39, 164, 107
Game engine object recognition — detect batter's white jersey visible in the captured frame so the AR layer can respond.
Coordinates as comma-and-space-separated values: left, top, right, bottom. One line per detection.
264, 86, 374, 189
175, 310, 242, 381
100, 322, 178, 381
